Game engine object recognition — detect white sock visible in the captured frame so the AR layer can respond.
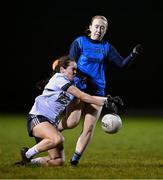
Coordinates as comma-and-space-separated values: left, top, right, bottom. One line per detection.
25, 146, 39, 159
30, 157, 42, 164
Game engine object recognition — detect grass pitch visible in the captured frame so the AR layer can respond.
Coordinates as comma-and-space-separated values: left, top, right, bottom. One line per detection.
0, 113, 163, 179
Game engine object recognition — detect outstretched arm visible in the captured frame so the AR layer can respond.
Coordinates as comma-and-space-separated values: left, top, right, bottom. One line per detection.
67, 85, 124, 114
109, 44, 143, 68
67, 85, 107, 106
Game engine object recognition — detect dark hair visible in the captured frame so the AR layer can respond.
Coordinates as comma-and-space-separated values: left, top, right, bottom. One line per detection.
53, 55, 75, 73
36, 55, 75, 90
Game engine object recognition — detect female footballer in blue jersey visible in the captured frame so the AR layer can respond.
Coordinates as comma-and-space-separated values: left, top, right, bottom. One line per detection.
16, 55, 117, 167
56, 15, 143, 166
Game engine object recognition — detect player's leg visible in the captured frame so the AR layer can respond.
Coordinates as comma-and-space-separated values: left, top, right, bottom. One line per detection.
47, 144, 65, 166
21, 121, 64, 164
70, 104, 103, 166
30, 144, 65, 166
58, 98, 84, 131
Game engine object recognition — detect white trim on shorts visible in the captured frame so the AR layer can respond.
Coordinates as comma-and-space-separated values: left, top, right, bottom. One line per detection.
31, 114, 40, 126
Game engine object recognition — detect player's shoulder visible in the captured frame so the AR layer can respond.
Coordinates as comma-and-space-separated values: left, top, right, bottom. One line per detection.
53, 73, 69, 81
47, 73, 70, 89
75, 35, 86, 42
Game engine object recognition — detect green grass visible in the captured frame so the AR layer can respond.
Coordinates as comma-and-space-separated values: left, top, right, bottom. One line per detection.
0, 114, 163, 179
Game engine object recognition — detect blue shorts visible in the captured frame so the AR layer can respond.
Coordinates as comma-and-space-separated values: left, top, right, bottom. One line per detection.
27, 114, 58, 143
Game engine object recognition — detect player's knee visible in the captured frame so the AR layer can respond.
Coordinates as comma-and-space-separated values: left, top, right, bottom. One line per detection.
58, 158, 65, 166
48, 157, 65, 166
82, 124, 94, 136
48, 135, 64, 148
68, 120, 80, 128
54, 135, 64, 146
87, 124, 94, 132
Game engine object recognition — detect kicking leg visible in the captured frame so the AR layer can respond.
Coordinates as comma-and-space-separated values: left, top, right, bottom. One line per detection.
71, 104, 103, 166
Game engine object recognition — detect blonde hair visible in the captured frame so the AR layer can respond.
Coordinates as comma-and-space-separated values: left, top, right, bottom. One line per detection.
91, 15, 108, 26
52, 59, 59, 70
85, 15, 108, 35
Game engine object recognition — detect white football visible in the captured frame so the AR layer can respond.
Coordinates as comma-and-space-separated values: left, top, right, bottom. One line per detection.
101, 114, 122, 134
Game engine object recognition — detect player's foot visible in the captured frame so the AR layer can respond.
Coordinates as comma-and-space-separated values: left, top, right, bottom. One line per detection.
20, 147, 31, 164
70, 159, 78, 166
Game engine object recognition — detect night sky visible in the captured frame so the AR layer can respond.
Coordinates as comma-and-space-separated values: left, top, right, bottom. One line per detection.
2, 0, 163, 113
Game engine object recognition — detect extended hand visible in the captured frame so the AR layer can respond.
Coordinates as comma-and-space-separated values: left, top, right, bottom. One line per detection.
105, 95, 124, 114
107, 95, 124, 106
132, 44, 143, 56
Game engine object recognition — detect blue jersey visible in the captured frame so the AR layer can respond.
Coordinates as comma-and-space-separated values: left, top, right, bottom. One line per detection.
69, 36, 134, 96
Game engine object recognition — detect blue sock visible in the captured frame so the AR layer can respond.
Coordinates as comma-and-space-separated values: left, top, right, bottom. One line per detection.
71, 152, 81, 165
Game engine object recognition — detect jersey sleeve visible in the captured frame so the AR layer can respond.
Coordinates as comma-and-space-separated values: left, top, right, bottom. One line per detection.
108, 44, 134, 68
69, 39, 81, 61
61, 82, 73, 91
45, 74, 73, 92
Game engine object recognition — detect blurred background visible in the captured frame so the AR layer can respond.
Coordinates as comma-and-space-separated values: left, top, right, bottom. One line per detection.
2, 0, 163, 115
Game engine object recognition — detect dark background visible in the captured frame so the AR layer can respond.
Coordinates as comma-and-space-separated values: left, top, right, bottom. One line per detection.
2, 0, 163, 114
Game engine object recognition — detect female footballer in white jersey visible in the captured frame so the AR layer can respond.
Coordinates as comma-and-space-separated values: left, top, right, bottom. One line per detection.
16, 55, 113, 167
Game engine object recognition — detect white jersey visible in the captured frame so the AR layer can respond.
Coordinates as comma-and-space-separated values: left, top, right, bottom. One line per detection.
29, 73, 74, 124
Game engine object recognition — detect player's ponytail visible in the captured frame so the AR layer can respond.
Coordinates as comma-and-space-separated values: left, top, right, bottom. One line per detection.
52, 59, 59, 72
